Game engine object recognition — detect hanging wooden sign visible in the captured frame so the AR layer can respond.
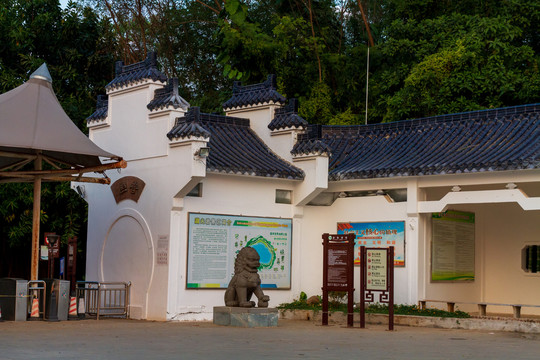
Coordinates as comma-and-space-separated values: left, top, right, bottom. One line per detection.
111, 176, 146, 203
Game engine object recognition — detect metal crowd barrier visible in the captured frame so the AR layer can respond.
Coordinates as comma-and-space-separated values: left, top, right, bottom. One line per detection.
27, 280, 46, 320
76, 281, 131, 320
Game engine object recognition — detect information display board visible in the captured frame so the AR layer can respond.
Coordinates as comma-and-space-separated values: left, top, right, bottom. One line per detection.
360, 246, 394, 330
337, 221, 405, 266
187, 213, 292, 289
322, 233, 355, 327
366, 249, 388, 291
324, 235, 355, 290
431, 210, 475, 282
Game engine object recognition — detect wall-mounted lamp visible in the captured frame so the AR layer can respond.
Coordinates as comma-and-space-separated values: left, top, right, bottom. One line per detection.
506, 183, 517, 190
451, 185, 461, 192
194, 147, 210, 158
338, 191, 347, 198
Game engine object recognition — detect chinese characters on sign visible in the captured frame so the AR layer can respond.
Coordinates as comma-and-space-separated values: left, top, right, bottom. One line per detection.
322, 233, 356, 327
366, 249, 387, 291
156, 235, 169, 266
187, 213, 292, 289
327, 248, 349, 288
360, 246, 395, 330
431, 210, 475, 282
337, 221, 405, 266
111, 176, 146, 203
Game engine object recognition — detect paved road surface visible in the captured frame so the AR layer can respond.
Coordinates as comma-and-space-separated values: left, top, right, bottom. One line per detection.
1, 319, 539, 359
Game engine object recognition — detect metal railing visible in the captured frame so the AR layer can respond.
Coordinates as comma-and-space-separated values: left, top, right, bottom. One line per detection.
76, 281, 131, 320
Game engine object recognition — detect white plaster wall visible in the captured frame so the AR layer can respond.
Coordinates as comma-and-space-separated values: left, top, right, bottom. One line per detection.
482, 204, 540, 304
168, 174, 299, 320
226, 105, 286, 157
85, 79, 540, 322
85, 144, 196, 320
423, 201, 540, 315
269, 130, 298, 162
86, 81, 196, 320
90, 83, 180, 161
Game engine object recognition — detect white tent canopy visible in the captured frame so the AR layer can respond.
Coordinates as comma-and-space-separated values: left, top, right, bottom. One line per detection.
0, 64, 126, 280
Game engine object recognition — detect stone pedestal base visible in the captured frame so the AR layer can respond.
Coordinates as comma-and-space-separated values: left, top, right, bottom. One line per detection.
213, 306, 278, 327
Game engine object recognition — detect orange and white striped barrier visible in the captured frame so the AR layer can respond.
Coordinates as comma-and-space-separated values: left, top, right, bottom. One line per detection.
30, 297, 40, 320
68, 296, 78, 319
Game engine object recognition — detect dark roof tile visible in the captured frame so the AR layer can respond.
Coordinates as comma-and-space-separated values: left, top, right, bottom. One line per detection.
291, 138, 332, 157
295, 104, 540, 180
168, 107, 304, 180
268, 99, 308, 131
106, 52, 167, 91
147, 78, 189, 111
87, 94, 108, 123
222, 75, 286, 110
167, 108, 210, 140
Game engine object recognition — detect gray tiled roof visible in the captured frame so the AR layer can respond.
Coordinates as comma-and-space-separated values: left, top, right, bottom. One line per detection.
268, 99, 308, 131
167, 107, 304, 180
291, 138, 332, 157
222, 75, 286, 110
295, 104, 540, 181
106, 52, 167, 91
87, 95, 108, 123
147, 78, 189, 111
167, 107, 210, 139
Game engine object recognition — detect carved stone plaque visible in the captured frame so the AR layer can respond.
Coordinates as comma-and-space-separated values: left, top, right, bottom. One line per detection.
111, 176, 146, 203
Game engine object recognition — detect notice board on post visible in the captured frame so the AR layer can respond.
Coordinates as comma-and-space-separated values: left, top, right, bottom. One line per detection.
322, 233, 356, 327
431, 210, 475, 282
187, 213, 292, 289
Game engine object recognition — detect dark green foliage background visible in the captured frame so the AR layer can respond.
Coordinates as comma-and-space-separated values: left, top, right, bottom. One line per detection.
0, 0, 116, 277
1, 0, 538, 277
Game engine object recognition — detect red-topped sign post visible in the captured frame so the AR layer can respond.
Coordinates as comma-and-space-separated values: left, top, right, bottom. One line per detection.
322, 233, 356, 327
360, 246, 394, 330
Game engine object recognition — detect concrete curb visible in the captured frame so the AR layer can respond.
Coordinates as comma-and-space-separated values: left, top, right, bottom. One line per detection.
278, 309, 540, 333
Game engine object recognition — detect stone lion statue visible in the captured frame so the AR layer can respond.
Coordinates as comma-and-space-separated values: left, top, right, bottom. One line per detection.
224, 246, 270, 308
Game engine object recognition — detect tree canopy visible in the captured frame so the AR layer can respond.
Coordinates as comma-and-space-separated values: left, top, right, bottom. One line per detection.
0, 0, 116, 277
1, 0, 539, 277
87, 0, 539, 123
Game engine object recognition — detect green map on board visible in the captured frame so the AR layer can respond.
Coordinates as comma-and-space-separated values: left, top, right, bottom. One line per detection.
246, 236, 276, 270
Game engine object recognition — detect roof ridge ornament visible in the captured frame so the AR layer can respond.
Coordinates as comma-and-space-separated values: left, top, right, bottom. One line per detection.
107, 52, 167, 91
222, 74, 286, 110
291, 138, 332, 158
30, 63, 52, 83
147, 77, 190, 111
269, 98, 307, 131
167, 107, 211, 141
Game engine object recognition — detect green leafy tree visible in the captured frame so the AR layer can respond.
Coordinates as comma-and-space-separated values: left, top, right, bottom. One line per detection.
0, 0, 117, 278
89, 0, 231, 112
371, 0, 540, 122
216, 0, 371, 124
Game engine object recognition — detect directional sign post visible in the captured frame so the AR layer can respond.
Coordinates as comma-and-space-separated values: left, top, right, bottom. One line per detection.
360, 246, 394, 330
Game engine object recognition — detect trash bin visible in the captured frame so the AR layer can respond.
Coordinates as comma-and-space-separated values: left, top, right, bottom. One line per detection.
44, 279, 70, 321
0, 278, 28, 321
